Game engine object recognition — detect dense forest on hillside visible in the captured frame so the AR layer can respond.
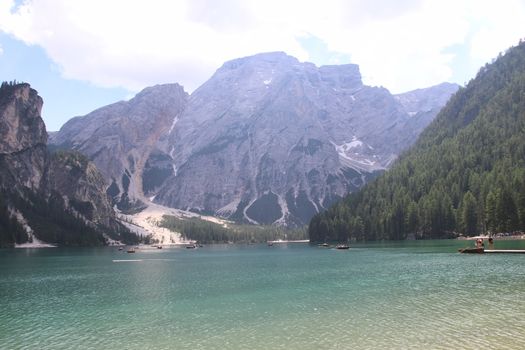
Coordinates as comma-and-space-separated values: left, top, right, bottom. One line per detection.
0, 192, 29, 246
0, 188, 140, 247
309, 41, 525, 242
160, 215, 307, 244
1, 80, 142, 247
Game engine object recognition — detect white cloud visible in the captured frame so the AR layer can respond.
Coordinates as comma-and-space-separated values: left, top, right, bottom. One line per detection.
468, 0, 525, 63
1, 0, 524, 93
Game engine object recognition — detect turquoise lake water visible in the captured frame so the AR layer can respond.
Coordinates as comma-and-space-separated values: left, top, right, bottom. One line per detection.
1, 240, 525, 349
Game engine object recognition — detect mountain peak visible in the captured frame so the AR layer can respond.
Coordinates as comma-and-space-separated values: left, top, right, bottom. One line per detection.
219, 51, 298, 71
319, 64, 362, 90
134, 83, 186, 100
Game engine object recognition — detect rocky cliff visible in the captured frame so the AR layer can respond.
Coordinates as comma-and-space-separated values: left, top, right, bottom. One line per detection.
51, 52, 458, 226
0, 82, 47, 191
0, 82, 136, 247
45, 151, 115, 228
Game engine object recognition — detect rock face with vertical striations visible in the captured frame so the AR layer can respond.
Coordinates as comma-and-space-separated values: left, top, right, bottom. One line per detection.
0, 83, 47, 191
153, 53, 457, 226
51, 52, 458, 226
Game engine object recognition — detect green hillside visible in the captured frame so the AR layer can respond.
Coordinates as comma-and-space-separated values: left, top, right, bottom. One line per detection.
309, 40, 525, 242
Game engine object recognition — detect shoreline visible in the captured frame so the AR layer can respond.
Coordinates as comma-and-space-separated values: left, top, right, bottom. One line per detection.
14, 242, 57, 248
267, 239, 310, 244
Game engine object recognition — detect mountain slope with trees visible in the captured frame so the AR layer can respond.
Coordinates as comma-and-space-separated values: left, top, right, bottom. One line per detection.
0, 82, 139, 247
309, 40, 525, 242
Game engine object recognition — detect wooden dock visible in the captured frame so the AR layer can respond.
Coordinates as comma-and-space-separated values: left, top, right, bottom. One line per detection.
267, 239, 310, 244
484, 249, 525, 254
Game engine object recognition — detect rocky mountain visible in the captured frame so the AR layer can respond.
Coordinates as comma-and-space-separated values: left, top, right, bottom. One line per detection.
50, 84, 188, 211
155, 53, 458, 226
51, 52, 458, 226
0, 82, 136, 247
309, 41, 525, 242
394, 82, 460, 139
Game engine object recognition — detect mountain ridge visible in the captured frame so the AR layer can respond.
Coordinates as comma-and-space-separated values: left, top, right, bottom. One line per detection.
50, 52, 459, 226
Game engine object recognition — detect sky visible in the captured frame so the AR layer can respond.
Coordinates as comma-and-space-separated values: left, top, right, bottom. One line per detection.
1, 0, 524, 131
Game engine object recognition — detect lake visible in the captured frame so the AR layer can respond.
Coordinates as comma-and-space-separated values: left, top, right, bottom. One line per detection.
1, 240, 525, 349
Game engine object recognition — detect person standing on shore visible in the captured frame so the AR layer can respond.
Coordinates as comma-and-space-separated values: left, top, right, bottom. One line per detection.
488, 237, 494, 249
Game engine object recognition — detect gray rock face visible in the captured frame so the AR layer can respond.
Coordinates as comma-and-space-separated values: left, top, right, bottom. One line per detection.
45, 152, 115, 228
154, 52, 458, 226
0, 83, 125, 243
51, 52, 458, 226
51, 84, 188, 211
395, 82, 460, 113
0, 84, 47, 153
394, 82, 461, 138
0, 83, 47, 190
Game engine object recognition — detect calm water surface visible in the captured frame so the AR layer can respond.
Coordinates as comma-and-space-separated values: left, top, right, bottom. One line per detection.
1, 240, 525, 349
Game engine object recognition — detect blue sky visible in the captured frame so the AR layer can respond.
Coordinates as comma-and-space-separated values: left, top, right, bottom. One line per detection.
1, 0, 525, 131
0, 32, 129, 130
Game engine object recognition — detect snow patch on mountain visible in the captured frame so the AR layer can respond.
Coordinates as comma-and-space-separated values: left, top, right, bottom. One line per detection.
336, 137, 364, 152
332, 138, 384, 172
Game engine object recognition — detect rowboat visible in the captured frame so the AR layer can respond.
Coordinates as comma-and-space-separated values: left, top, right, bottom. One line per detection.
458, 247, 484, 254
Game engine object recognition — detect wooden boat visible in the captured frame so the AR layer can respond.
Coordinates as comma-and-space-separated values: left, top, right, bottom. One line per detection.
127, 248, 136, 253
336, 244, 350, 250
157, 245, 162, 249
186, 244, 196, 249
458, 247, 484, 254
